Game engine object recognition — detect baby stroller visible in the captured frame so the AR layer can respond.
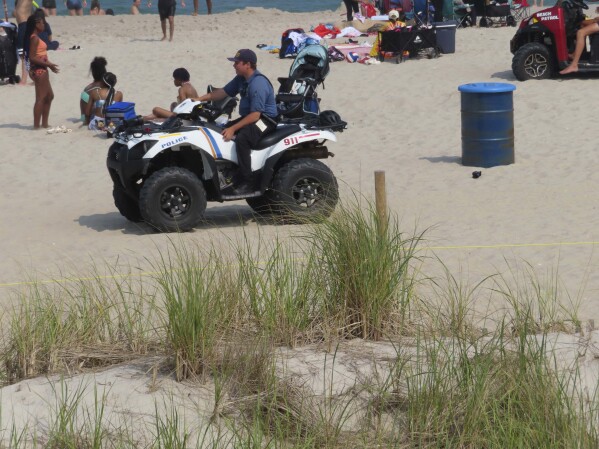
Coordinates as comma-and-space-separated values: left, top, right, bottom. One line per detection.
276, 44, 330, 126
0, 21, 21, 84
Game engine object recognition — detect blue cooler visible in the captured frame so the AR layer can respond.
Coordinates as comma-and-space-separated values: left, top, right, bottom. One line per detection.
105, 102, 136, 127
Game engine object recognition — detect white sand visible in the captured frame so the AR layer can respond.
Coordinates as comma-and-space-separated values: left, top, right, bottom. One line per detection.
1, 7, 599, 439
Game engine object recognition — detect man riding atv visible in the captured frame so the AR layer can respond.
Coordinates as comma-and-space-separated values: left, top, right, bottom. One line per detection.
510, 0, 599, 79
560, 7, 599, 73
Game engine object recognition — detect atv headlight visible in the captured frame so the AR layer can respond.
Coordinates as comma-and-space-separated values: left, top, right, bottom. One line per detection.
129, 140, 158, 160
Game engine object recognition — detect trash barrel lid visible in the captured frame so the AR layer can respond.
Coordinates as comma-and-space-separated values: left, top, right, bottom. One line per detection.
458, 82, 516, 93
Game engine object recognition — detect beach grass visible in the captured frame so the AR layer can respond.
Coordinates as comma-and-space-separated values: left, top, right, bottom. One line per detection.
0, 199, 597, 448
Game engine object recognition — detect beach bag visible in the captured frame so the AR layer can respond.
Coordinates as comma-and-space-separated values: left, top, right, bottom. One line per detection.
280, 28, 305, 59
328, 46, 345, 62
361, 1, 377, 17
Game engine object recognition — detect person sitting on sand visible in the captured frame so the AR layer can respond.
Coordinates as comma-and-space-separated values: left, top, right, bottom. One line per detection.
131, 0, 141, 14
86, 72, 123, 130
89, 0, 105, 15
81, 56, 107, 124
560, 14, 599, 74
143, 67, 198, 121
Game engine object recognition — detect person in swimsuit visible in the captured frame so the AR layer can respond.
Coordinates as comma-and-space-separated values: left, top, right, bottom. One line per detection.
65, 0, 87, 16
89, 0, 105, 14
80, 56, 107, 124
24, 11, 59, 129
143, 67, 198, 121
192, 0, 211, 15
42, 0, 57, 16
131, 0, 141, 14
147, 0, 185, 41
86, 72, 123, 130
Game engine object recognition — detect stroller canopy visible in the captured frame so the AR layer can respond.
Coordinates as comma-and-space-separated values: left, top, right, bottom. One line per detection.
288, 44, 330, 84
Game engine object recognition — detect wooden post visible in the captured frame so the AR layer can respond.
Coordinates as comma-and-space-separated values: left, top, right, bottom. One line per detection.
375, 171, 387, 237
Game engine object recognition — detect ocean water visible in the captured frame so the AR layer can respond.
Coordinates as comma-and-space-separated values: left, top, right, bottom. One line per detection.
39, 0, 344, 16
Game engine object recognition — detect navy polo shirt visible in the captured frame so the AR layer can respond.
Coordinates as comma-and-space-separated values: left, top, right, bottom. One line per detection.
223, 70, 277, 119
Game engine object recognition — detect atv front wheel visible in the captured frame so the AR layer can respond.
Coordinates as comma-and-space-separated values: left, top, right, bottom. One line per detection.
512, 43, 554, 81
139, 167, 207, 232
271, 158, 338, 222
113, 183, 142, 222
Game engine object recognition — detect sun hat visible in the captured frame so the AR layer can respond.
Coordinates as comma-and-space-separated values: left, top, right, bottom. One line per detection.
227, 49, 257, 64
388, 9, 400, 19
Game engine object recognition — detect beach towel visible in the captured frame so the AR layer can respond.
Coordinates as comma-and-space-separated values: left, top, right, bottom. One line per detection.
312, 24, 341, 39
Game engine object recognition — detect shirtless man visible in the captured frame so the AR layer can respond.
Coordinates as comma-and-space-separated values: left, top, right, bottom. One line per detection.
143, 68, 198, 121
15, 0, 33, 85
131, 0, 141, 14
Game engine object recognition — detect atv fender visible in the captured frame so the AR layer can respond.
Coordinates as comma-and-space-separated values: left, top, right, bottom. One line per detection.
511, 23, 551, 54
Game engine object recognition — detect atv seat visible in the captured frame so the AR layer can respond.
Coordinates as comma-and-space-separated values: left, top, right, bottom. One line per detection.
254, 124, 301, 150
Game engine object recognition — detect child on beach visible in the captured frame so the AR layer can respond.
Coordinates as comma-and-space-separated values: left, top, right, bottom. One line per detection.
143, 67, 198, 121
24, 11, 59, 129
81, 56, 108, 125
131, 0, 141, 14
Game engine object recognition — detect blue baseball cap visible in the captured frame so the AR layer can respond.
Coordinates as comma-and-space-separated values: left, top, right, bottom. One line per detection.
227, 49, 257, 64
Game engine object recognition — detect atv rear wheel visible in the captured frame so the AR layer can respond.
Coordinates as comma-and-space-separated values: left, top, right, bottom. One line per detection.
271, 158, 338, 222
139, 167, 207, 232
512, 42, 554, 81
113, 183, 142, 222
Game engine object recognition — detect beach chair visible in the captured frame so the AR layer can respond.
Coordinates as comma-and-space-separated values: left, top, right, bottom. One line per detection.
510, 0, 531, 22
276, 44, 329, 125
453, 2, 475, 27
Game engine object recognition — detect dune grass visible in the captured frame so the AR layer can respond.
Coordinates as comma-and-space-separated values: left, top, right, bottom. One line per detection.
0, 199, 597, 448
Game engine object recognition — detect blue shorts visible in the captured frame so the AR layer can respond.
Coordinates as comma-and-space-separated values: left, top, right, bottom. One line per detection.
66, 0, 83, 10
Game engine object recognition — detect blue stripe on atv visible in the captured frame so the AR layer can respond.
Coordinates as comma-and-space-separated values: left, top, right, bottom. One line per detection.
202, 128, 222, 159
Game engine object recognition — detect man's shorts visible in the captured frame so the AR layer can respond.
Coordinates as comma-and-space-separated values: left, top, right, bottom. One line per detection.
66, 0, 83, 10
16, 22, 26, 56
158, 0, 176, 20
43, 0, 57, 8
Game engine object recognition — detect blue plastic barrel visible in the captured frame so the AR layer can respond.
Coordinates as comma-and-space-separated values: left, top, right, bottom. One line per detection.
458, 83, 516, 168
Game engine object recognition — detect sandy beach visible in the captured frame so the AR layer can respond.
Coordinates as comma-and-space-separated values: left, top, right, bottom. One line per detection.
2, 5, 599, 442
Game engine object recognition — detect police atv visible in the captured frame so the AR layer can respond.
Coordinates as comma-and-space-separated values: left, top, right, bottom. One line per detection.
510, 0, 594, 80
106, 97, 347, 232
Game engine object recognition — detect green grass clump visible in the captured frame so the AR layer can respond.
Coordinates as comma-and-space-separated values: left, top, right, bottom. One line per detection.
2, 268, 160, 382
305, 199, 423, 340
154, 244, 244, 381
